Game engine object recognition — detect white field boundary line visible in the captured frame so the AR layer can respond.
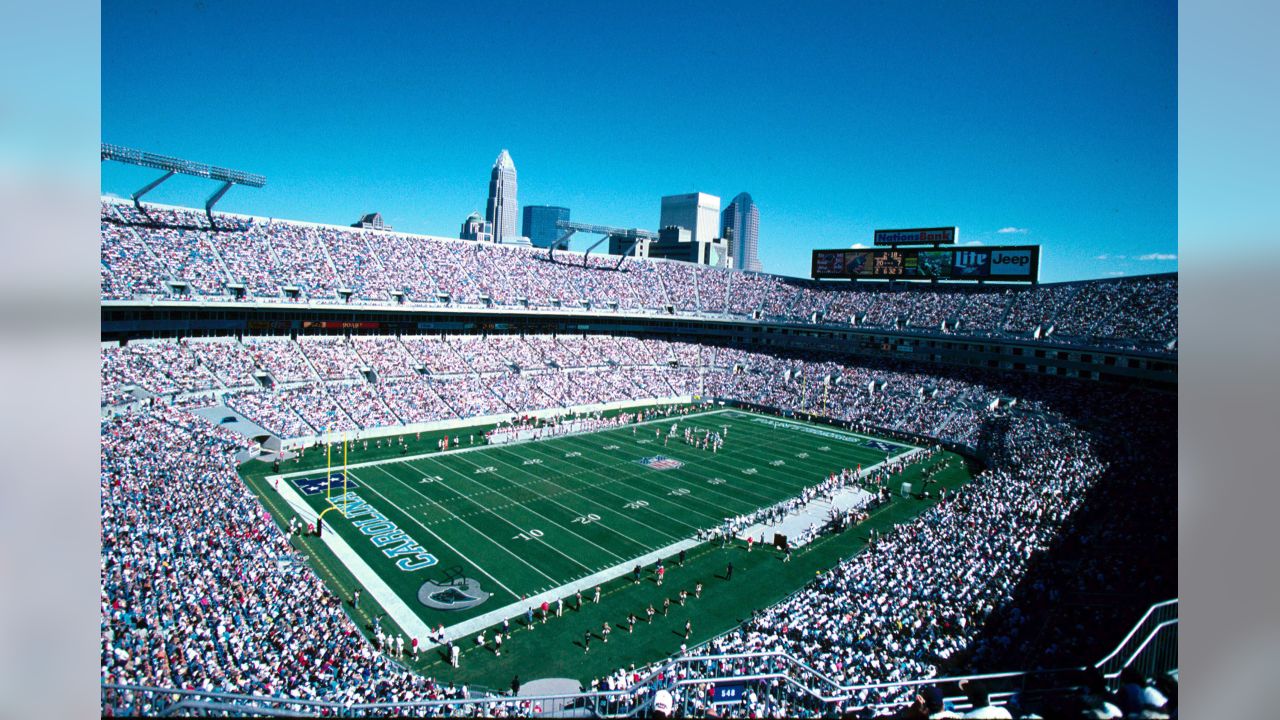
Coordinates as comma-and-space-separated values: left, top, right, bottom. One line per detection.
270, 406, 735, 480
721, 409, 921, 451
274, 476, 435, 644
421, 534, 705, 649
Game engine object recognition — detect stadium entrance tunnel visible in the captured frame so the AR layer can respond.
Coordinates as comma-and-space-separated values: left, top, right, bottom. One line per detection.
253, 434, 283, 460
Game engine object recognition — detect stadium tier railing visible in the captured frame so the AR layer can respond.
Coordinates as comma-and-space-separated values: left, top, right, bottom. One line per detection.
1093, 597, 1179, 687
100, 598, 1176, 717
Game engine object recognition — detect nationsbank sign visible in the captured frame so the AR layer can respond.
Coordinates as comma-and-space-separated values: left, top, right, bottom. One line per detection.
874, 226, 958, 246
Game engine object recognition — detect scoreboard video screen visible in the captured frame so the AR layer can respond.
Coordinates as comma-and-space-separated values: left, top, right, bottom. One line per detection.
811, 245, 1039, 282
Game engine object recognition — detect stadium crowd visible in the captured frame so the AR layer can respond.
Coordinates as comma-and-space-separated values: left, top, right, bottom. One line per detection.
100, 322, 1175, 718
102, 336, 1017, 455
100, 199, 1177, 352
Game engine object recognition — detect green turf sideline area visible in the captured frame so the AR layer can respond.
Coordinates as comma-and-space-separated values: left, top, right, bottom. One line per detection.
240, 404, 975, 688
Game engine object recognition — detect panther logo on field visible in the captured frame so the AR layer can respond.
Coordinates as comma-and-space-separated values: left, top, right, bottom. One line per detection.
417, 576, 491, 611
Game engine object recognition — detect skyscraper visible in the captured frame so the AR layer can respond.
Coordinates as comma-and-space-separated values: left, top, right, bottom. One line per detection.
721, 192, 762, 272
659, 193, 720, 245
522, 205, 570, 249
485, 150, 518, 244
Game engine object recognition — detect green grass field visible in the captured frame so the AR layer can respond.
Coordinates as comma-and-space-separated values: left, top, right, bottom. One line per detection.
240, 404, 976, 689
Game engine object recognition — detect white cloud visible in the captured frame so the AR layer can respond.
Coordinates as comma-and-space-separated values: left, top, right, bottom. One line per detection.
1105, 271, 1126, 277
1137, 253, 1177, 261
850, 243, 868, 249
996, 227, 1028, 234
964, 240, 984, 246
1095, 254, 1110, 260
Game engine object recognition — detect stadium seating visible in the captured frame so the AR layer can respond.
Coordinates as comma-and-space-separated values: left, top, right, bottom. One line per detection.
100, 199, 1178, 353
101, 336, 1016, 451
99, 326, 1175, 717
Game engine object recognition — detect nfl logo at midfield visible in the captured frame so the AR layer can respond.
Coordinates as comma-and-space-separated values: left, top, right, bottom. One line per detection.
638, 455, 684, 471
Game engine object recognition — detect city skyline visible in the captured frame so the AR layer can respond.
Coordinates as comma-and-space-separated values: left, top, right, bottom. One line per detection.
101, 1, 1175, 282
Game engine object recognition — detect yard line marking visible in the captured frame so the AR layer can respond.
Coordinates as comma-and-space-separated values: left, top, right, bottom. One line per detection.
439, 450, 630, 563
483, 445, 684, 543
473, 446, 673, 547
518, 440, 727, 529
514, 440, 716, 530
375, 463, 595, 575
363, 465, 560, 587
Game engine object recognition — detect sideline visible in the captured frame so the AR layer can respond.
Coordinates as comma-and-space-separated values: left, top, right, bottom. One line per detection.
273, 479, 435, 644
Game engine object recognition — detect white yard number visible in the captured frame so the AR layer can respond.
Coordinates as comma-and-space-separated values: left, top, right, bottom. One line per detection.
637, 439, 652, 444
668, 488, 690, 497
603, 444, 620, 450
708, 478, 726, 485
523, 458, 543, 466
795, 452, 809, 459
573, 513, 603, 525
770, 460, 786, 467
624, 500, 650, 510
474, 466, 497, 475
512, 529, 544, 541
818, 446, 831, 452
742, 468, 758, 475
420, 475, 443, 484
564, 451, 582, 458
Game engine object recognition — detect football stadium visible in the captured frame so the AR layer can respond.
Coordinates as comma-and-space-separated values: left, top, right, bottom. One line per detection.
99, 192, 1177, 717
96, 5, 1179, 718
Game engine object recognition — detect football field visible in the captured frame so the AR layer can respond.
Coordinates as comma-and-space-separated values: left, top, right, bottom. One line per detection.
266, 407, 916, 636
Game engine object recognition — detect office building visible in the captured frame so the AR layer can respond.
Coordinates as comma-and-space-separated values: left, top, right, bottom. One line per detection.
721, 192, 762, 272
659, 192, 720, 245
351, 212, 391, 231
646, 225, 730, 266
484, 150, 518, 244
459, 211, 491, 242
522, 205, 570, 249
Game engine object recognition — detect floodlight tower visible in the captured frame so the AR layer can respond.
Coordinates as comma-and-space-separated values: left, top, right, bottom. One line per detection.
101, 143, 266, 226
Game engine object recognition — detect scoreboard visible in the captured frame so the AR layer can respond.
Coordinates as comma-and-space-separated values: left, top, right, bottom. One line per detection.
811, 245, 1039, 282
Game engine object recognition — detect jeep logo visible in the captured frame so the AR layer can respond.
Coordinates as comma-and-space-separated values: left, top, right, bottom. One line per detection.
992, 253, 1030, 265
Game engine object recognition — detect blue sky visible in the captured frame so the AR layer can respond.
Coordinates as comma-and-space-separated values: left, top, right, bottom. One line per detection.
101, 0, 1176, 282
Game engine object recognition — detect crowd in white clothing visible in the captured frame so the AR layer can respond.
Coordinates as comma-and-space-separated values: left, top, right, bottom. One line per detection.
100, 199, 1177, 351
100, 328, 1173, 718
